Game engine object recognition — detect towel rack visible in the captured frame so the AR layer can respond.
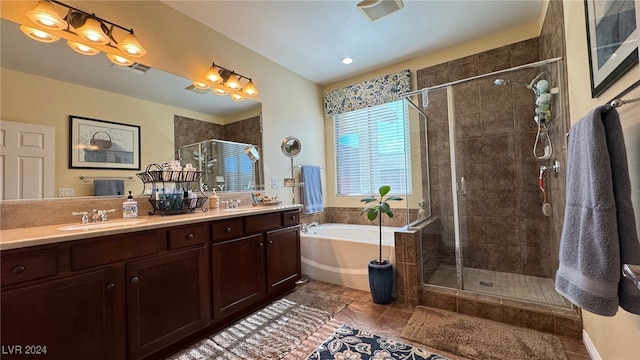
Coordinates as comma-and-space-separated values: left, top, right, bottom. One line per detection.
622, 264, 640, 291
79, 175, 135, 182
607, 79, 640, 108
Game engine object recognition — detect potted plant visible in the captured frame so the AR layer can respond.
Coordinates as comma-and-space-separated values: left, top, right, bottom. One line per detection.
360, 185, 402, 304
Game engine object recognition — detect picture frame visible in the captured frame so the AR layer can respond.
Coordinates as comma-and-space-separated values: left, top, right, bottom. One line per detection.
69, 115, 140, 170
585, 0, 638, 98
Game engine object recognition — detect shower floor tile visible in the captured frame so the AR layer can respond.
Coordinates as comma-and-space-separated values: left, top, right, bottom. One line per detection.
427, 264, 569, 307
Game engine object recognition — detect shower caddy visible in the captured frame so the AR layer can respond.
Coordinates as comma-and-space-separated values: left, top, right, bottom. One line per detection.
136, 163, 209, 215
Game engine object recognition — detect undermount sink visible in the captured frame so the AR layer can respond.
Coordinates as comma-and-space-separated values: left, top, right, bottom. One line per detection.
58, 219, 146, 231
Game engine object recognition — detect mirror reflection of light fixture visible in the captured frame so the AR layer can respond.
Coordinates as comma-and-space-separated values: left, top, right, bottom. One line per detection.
19, 24, 59, 42
195, 62, 259, 101
67, 40, 100, 55
19, 0, 147, 67
245, 146, 260, 163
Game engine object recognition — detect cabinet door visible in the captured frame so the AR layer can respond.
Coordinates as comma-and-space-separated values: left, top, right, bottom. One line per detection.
212, 234, 265, 319
266, 226, 301, 294
0, 268, 119, 360
127, 247, 209, 359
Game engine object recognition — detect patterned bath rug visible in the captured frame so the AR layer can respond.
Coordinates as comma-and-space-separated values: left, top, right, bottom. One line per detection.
401, 306, 567, 360
306, 324, 449, 360
168, 298, 347, 360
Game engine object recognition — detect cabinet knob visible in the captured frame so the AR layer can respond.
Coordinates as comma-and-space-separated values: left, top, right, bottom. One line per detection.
259, 242, 264, 247
269, 240, 273, 245
105, 283, 115, 291
291, 215, 296, 220
225, 227, 232, 233
12, 265, 26, 274
130, 276, 139, 284
186, 233, 194, 240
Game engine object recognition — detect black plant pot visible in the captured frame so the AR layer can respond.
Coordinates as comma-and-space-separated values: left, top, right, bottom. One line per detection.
368, 259, 393, 304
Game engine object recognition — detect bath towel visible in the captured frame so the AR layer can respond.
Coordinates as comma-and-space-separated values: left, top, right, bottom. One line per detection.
93, 180, 124, 196
555, 105, 640, 316
300, 165, 323, 214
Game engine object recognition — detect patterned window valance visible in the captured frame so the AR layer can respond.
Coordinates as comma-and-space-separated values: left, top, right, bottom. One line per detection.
323, 69, 411, 117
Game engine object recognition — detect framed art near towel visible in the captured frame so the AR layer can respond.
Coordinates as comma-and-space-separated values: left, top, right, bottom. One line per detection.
585, 0, 638, 98
69, 115, 141, 170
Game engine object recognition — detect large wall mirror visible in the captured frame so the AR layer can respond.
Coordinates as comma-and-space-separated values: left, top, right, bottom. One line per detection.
0, 18, 263, 199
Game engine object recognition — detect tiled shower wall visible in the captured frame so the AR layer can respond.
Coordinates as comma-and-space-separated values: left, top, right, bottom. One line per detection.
173, 114, 264, 187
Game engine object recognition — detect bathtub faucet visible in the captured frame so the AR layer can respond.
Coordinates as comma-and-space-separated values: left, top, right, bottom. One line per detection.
301, 222, 320, 233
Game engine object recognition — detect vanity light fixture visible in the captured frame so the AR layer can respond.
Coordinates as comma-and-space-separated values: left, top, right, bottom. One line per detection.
19, 0, 147, 66
195, 62, 259, 101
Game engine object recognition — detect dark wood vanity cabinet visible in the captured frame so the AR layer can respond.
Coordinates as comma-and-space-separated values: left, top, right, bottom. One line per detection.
1, 267, 120, 360
127, 246, 209, 359
211, 210, 301, 321
0, 209, 300, 360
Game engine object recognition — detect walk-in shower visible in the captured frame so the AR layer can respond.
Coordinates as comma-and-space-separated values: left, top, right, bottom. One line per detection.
405, 58, 570, 310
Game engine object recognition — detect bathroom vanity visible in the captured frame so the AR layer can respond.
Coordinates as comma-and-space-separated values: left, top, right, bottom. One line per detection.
0, 206, 301, 360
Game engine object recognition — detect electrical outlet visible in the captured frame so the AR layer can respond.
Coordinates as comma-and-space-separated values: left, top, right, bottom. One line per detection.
271, 177, 278, 189
58, 188, 75, 197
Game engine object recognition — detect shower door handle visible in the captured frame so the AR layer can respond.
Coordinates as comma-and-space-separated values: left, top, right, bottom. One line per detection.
458, 177, 467, 196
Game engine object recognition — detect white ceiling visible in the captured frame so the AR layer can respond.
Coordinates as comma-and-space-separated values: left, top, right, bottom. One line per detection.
163, 0, 545, 85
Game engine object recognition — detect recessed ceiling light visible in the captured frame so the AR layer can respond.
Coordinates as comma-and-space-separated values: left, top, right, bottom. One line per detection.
342, 57, 353, 65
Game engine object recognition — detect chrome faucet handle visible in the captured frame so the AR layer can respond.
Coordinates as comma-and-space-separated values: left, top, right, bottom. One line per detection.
72, 211, 89, 224
97, 209, 116, 222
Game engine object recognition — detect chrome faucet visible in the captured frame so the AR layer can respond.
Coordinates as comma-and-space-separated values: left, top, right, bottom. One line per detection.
301, 222, 320, 233
72, 209, 115, 223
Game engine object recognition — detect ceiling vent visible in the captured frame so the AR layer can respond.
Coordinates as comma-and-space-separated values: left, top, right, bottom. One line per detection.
357, 0, 404, 22
111, 62, 151, 76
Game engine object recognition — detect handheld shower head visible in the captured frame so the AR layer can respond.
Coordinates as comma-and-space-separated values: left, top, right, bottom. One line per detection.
494, 79, 508, 86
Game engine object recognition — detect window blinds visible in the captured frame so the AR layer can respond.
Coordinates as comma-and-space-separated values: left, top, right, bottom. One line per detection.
333, 100, 411, 196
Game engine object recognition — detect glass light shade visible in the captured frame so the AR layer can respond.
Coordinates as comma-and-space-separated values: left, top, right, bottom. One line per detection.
67, 40, 100, 55
192, 81, 209, 90
19, 25, 59, 43
224, 73, 241, 90
116, 32, 146, 57
211, 86, 229, 96
106, 53, 135, 66
230, 93, 245, 102
26, 1, 67, 30
205, 66, 222, 83
76, 18, 110, 45
242, 80, 259, 96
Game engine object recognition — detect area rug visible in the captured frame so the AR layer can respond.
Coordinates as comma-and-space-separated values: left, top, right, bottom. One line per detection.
401, 306, 567, 360
307, 324, 448, 360
168, 298, 347, 360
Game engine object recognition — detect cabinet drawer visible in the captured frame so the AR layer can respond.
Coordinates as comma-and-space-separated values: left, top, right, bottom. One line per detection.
245, 213, 281, 234
212, 218, 244, 242
1, 248, 58, 286
168, 223, 209, 249
282, 210, 300, 226
71, 231, 163, 270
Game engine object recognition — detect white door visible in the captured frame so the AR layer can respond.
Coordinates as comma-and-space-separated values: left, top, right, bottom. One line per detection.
0, 120, 55, 199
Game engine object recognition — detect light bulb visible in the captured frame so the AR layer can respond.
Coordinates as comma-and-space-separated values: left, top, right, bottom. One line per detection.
20, 25, 59, 43
242, 80, 259, 97
106, 53, 134, 66
116, 32, 146, 57
76, 18, 110, 45
224, 73, 241, 90
67, 40, 100, 55
26, 1, 67, 30
205, 66, 222, 83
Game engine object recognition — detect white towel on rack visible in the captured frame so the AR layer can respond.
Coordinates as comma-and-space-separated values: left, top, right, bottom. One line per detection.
300, 165, 323, 214
555, 105, 640, 316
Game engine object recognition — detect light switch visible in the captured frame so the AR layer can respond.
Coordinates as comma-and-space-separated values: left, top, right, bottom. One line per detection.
271, 177, 278, 189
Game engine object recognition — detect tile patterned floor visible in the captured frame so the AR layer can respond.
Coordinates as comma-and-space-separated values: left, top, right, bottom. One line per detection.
427, 264, 570, 307
280, 279, 590, 360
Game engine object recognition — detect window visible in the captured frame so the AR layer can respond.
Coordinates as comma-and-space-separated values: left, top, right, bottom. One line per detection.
333, 100, 411, 196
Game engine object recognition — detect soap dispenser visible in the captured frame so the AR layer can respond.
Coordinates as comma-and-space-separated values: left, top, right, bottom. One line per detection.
210, 189, 219, 209
123, 191, 138, 218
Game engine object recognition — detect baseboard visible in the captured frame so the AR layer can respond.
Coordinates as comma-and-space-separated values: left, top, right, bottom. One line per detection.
582, 329, 602, 360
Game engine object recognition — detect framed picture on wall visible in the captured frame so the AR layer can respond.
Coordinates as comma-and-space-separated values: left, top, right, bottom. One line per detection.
585, 0, 638, 98
69, 115, 141, 170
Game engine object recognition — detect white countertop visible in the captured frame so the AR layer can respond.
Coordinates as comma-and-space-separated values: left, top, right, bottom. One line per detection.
0, 204, 302, 251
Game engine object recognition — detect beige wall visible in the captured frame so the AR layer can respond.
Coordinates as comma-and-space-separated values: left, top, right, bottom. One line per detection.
563, 1, 640, 359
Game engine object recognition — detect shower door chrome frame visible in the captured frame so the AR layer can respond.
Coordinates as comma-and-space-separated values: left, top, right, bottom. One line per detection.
446, 86, 465, 290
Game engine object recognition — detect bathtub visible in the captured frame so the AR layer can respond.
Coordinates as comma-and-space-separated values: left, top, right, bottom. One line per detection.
300, 223, 397, 292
